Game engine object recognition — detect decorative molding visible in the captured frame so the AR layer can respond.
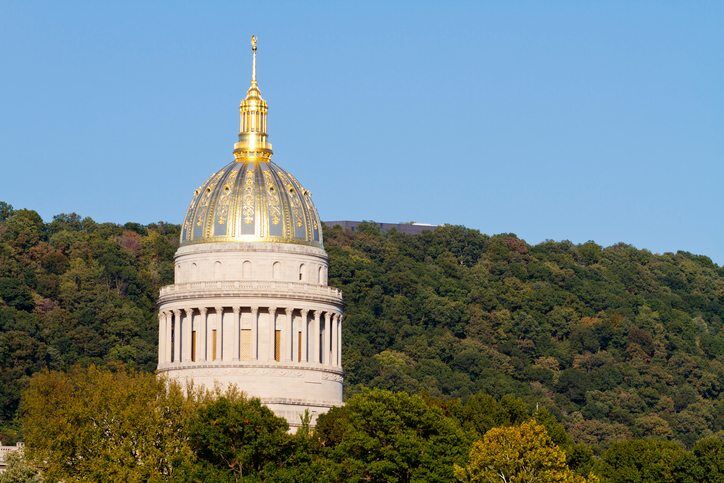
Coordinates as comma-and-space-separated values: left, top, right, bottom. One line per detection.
261, 397, 340, 408
321, 373, 344, 383
176, 241, 327, 258
156, 361, 344, 376
158, 280, 343, 305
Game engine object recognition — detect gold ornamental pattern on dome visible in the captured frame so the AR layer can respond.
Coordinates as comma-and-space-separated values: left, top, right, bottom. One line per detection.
180, 161, 323, 248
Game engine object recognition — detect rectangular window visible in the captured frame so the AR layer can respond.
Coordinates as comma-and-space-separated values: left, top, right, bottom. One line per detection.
191, 330, 197, 362
212, 329, 217, 361
274, 330, 281, 362
297, 331, 302, 362
240, 329, 252, 360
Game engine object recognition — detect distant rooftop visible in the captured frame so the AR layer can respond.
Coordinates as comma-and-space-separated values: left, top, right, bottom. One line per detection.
323, 220, 438, 236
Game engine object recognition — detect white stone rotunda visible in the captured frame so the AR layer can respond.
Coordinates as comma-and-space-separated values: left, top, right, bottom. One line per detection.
156, 36, 343, 429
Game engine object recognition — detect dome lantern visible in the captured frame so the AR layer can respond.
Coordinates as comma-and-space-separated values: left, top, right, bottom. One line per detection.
234, 35, 273, 163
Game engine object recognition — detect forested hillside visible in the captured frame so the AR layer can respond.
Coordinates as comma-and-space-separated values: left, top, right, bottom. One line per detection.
326, 223, 722, 449
0, 201, 721, 450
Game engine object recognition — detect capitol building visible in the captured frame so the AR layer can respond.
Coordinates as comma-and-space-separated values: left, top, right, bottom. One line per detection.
156, 37, 343, 429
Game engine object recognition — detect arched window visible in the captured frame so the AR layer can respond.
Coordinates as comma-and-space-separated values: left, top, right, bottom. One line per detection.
191, 262, 198, 281
242, 260, 252, 279
318, 266, 323, 285
214, 261, 222, 279
272, 261, 281, 280
298, 263, 305, 282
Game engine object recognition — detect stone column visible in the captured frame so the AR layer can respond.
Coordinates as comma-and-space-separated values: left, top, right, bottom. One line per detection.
322, 312, 330, 365
233, 306, 241, 361
330, 313, 339, 367
157, 312, 165, 364
164, 311, 172, 363
268, 306, 277, 362
312, 310, 321, 364
250, 306, 258, 360
199, 307, 208, 362
173, 309, 181, 363
338, 314, 343, 367
215, 306, 224, 362
182, 308, 193, 362
300, 309, 309, 363
283, 308, 293, 362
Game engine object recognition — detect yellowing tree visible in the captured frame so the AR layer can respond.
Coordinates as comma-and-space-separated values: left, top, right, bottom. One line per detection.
20, 365, 193, 481
455, 419, 592, 483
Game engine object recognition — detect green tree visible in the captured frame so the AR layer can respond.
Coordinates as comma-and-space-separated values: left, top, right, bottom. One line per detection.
316, 388, 468, 482
595, 438, 695, 482
0, 278, 34, 312
1, 209, 43, 250
453, 392, 535, 439
258, 411, 332, 482
0, 202, 14, 222
690, 434, 724, 483
184, 387, 290, 480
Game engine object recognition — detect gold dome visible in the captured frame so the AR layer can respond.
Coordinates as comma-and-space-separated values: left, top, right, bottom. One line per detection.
180, 36, 323, 248
180, 160, 322, 247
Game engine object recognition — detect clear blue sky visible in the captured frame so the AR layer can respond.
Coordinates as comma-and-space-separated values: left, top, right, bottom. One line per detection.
1, 1, 722, 263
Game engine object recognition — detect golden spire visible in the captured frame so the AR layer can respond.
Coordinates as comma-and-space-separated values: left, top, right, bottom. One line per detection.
251, 35, 257, 82
234, 35, 273, 163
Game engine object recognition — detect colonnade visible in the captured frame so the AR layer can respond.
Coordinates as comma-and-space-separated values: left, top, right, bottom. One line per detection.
157, 306, 342, 368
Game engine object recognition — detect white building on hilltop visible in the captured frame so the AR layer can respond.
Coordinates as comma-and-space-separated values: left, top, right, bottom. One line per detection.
156, 37, 343, 429
0, 441, 23, 473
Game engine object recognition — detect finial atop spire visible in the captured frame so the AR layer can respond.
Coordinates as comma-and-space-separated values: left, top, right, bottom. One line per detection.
251, 35, 257, 83
234, 34, 272, 163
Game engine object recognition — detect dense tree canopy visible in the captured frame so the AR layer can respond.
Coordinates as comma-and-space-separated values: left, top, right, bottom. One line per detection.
14, 366, 724, 482
324, 223, 723, 449
0, 205, 176, 434
0, 202, 722, 456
